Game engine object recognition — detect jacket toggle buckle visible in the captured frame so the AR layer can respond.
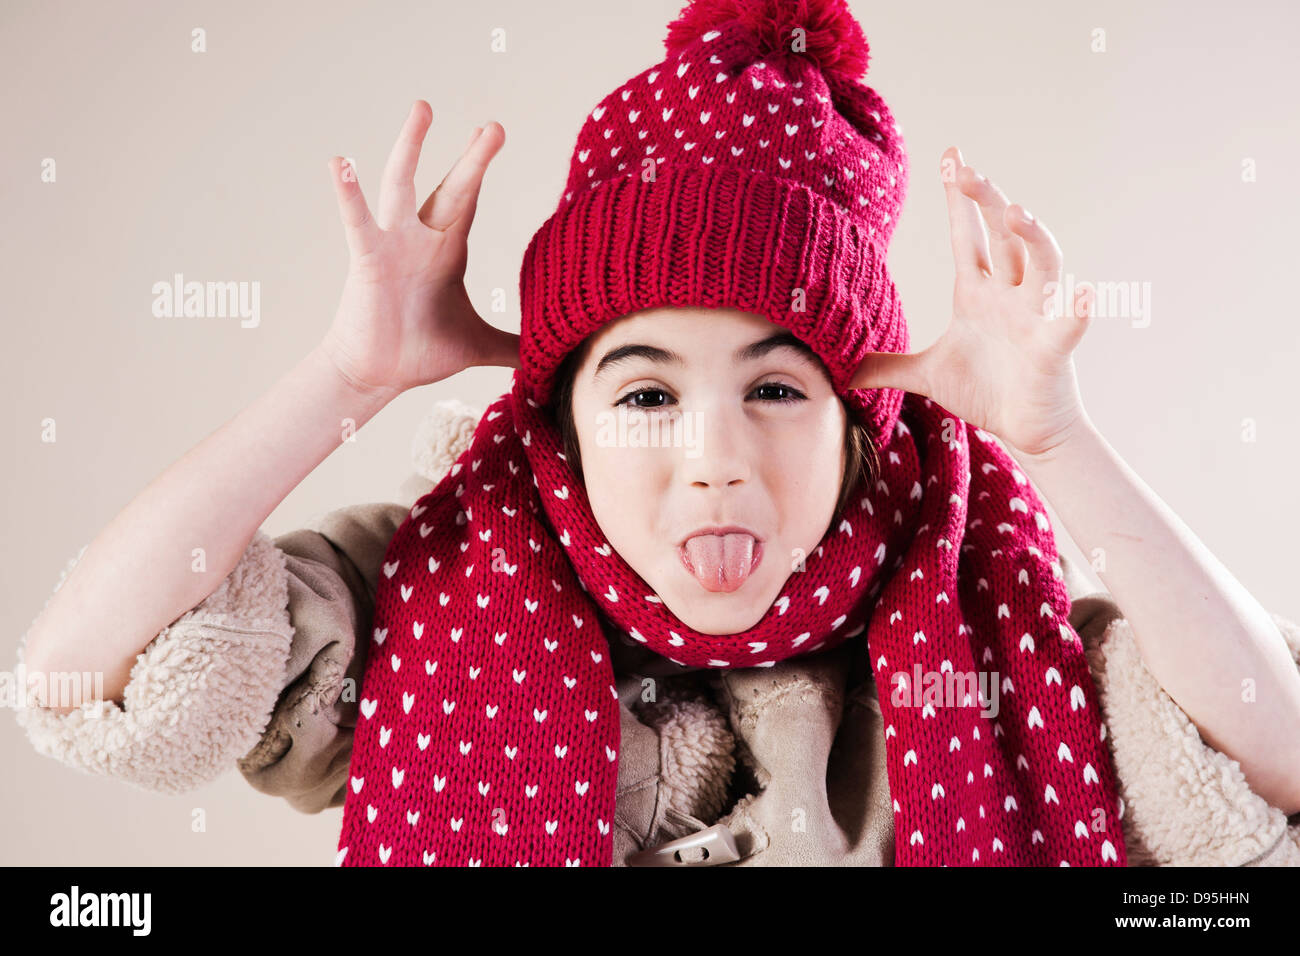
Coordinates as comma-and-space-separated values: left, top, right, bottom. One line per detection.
626, 823, 741, 866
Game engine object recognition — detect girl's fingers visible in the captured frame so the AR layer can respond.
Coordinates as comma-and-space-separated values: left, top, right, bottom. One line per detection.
1006, 205, 1064, 317
376, 100, 435, 230
416, 125, 484, 228
419, 120, 505, 234
849, 348, 930, 396
329, 156, 380, 260
941, 146, 991, 280
958, 167, 1026, 285
1051, 285, 1093, 353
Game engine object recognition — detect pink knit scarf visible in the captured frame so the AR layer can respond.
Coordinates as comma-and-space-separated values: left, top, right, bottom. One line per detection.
335, 370, 1128, 867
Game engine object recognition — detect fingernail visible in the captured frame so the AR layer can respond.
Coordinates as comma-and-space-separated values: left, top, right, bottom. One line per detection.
1021, 208, 1034, 222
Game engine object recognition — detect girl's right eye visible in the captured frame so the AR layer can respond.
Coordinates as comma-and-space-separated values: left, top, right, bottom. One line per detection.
615, 388, 673, 409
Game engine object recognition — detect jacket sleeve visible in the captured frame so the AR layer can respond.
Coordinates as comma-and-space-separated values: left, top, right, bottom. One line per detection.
12, 529, 293, 794
1061, 554, 1300, 867
11, 502, 409, 808
234, 502, 410, 812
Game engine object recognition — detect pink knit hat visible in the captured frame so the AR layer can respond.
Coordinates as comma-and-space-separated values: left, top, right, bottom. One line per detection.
517, 0, 909, 453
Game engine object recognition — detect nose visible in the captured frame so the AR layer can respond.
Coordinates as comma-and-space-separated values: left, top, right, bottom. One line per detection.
680, 403, 752, 491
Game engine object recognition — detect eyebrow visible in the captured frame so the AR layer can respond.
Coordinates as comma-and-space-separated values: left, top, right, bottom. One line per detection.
592, 331, 820, 380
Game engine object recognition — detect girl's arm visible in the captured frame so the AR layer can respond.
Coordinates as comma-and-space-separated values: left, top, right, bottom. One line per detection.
22, 347, 390, 714
1011, 412, 1300, 816
22, 101, 517, 714
850, 146, 1300, 816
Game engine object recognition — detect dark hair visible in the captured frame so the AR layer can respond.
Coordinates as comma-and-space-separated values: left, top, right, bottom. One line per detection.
545, 343, 879, 518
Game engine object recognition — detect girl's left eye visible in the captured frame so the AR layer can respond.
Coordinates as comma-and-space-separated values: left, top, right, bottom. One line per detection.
614, 383, 807, 408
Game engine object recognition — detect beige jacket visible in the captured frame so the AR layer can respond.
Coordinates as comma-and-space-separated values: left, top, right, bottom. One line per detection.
13, 400, 1300, 866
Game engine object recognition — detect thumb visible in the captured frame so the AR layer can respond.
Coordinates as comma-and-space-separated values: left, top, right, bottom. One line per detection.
849, 349, 929, 395
470, 324, 521, 370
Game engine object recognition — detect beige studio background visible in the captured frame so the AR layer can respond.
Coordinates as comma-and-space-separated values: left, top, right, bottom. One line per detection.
2, 0, 1298, 865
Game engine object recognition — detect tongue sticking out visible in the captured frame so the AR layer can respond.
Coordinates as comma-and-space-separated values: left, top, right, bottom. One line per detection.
682, 533, 758, 593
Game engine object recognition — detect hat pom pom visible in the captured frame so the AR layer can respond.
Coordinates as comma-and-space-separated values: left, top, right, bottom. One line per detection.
664, 0, 871, 83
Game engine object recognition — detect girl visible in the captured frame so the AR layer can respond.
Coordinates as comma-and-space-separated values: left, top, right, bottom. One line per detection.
15, 0, 1300, 867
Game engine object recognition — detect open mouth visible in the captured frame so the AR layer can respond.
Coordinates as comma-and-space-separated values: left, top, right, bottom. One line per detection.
678, 533, 763, 593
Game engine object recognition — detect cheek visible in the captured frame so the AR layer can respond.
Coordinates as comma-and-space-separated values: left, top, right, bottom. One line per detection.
575, 425, 664, 537
764, 407, 845, 496
755, 415, 847, 567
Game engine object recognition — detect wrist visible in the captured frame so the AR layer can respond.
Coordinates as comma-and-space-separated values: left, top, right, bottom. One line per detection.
308, 341, 401, 412
1007, 410, 1102, 474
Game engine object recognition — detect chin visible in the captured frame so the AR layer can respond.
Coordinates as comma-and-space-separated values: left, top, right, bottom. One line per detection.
656, 584, 773, 636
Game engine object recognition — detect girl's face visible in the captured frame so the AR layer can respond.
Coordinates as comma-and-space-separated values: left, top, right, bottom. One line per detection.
568, 306, 848, 635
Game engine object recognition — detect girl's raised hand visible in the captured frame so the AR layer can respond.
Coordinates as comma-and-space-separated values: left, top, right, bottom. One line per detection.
850, 146, 1093, 459
320, 100, 520, 399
